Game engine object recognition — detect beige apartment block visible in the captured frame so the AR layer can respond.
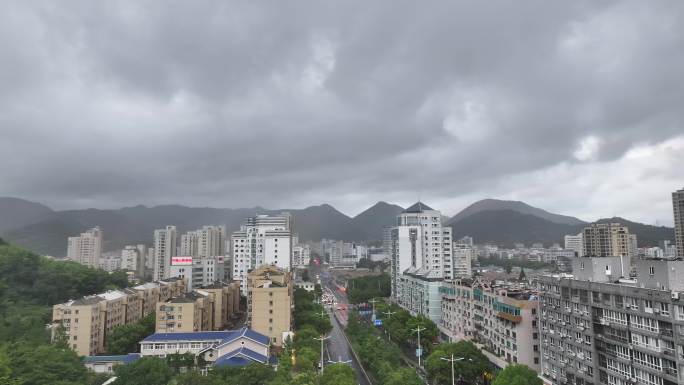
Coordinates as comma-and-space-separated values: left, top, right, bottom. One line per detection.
155, 291, 214, 333
52, 278, 187, 356
582, 223, 633, 257
198, 282, 241, 330
247, 266, 292, 346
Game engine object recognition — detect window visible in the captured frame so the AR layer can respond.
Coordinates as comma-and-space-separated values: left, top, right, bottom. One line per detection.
649, 266, 655, 276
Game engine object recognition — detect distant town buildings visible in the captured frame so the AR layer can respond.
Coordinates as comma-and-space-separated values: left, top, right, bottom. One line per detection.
67, 227, 103, 268
231, 214, 292, 293
582, 223, 634, 257
674, 187, 684, 257
247, 266, 293, 346
153, 226, 178, 281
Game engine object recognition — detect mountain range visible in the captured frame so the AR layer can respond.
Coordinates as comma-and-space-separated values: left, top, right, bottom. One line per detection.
0, 197, 673, 257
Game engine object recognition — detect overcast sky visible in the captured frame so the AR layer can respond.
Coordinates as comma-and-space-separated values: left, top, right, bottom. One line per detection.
1, 1, 683, 225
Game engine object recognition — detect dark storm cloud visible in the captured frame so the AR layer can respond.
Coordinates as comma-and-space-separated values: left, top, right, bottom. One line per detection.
1, 0, 683, 222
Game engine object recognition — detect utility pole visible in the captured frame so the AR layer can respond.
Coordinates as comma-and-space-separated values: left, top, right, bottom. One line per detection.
411, 326, 426, 367
382, 309, 396, 341
369, 298, 379, 321
440, 355, 472, 385
314, 335, 330, 374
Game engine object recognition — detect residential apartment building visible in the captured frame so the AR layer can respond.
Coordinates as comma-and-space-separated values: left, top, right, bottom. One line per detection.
232, 214, 292, 293
293, 244, 311, 267
121, 244, 147, 277
153, 226, 178, 281
51, 278, 186, 356
330, 240, 357, 268
99, 254, 121, 272
199, 282, 241, 330
390, 202, 453, 306
565, 234, 584, 256
539, 257, 684, 385
395, 270, 443, 323
247, 266, 293, 346
439, 278, 540, 372
169, 255, 226, 291
180, 226, 227, 258
452, 242, 473, 278
156, 291, 214, 333
67, 227, 103, 268
674, 188, 684, 257
582, 223, 633, 258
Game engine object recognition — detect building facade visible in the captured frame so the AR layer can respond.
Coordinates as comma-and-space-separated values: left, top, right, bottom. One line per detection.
674, 188, 684, 258
156, 291, 214, 333
292, 244, 311, 267
452, 242, 473, 278
439, 278, 541, 372
539, 257, 684, 385
153, 226, 178, 281
232, 214, 292, 292
582, 223, 633, 258
169, 255, 226, 291
67, 227, 103, 268
51, 278, 185, 356
121, 244, 147, 277
390, 202, 453, 302
395, 270, 443, 324
247, 266, 292, 346
565, 234, 584, 256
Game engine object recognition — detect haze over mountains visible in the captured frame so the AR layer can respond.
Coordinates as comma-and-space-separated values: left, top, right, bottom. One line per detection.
0, 197, 673, 257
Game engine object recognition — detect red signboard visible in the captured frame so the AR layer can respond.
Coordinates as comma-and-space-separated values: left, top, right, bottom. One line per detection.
171, 256, 193, 265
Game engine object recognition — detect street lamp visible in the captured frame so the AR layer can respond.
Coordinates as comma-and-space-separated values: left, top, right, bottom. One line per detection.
313, 335, 330, 373
382, 309, 396, 341
369, 298, 379, 321
440, 355, 473, 385
411, 326, 426, 367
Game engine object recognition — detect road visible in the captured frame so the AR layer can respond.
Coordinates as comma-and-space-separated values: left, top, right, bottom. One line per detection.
315, 267, 370, 385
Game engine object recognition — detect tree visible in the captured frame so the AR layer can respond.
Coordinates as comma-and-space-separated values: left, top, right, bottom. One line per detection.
383, 367, 423, 385
237, 362, 276, 385
7, 343, 92, 385
301, 269, 310, 282
425, 341, 490, 385
319, 363, 356, 385
176, 370, 219, 385
519, 268, 526, 281
106, 312, 155, 354
491, 364, 541, 385
113, 357, 174, 385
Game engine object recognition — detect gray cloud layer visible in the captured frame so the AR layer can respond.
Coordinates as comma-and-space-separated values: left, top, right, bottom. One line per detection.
1, 1, 683, 224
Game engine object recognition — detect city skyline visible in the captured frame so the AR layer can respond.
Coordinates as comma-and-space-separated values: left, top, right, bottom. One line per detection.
1, 1, 683, 226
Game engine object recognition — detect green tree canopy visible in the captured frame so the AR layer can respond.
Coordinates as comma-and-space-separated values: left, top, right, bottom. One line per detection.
319, 363, 356, 385
113, 357, 174, 385
491, 364, 542, 385
7, 343, 92, 385
106, 312, 155, 354
425, 341, 490, 385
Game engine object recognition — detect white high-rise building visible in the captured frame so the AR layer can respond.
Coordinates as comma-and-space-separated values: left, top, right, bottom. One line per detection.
153, 226, 177, 281
563, 233, 583, 256
293, 244, 311, 267
452, 242, 473, 278
180, 232, 198, 257
66, 227, 103, 268
390, 202, 452, 300
181, 226, 227, 258
231, 214, 292, 292
121, 244, 147, 276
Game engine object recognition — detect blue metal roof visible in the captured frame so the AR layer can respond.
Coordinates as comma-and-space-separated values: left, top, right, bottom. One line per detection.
212, 347, 268, 367
141, 327, 269, 346
141, 330, 239, 343
83, 353, 141, 365
213, 355, 253, 367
